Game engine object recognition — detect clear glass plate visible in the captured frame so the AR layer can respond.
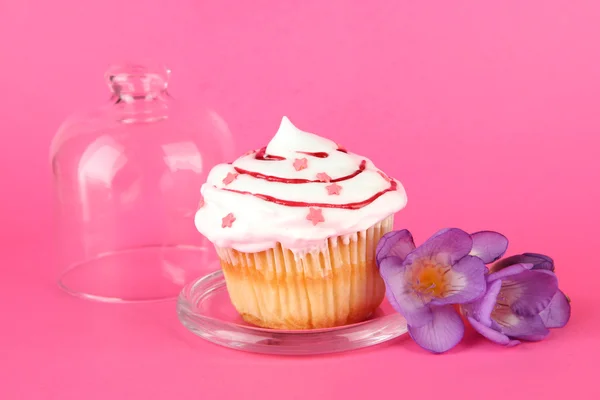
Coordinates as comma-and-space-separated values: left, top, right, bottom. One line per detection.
177, 270, 408, 355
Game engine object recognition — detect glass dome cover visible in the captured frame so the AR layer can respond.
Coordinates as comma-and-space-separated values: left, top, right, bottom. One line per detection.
50, 63, 233, 302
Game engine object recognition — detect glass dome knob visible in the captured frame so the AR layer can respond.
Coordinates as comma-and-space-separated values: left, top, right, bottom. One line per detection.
106, 64, 170, 102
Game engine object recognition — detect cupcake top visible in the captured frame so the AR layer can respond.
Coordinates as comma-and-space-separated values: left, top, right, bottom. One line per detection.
194, 117, 407, 254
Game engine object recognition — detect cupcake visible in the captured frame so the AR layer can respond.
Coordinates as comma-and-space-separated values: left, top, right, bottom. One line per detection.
194, 117, 407, 329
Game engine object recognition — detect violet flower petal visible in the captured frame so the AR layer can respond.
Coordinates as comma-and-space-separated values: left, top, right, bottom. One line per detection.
376, 229, 416, 266
502, 269, 558, 317
467, 317, 518, 346
492, 306, 550, 341
379, 256, 433, 328
430, 255, 487, 306
430, 228, 452, 238
491, 253, 554, 273
407, 306, 465, 354
487, 263, 533, 283
523, 252, 554, 262
469, 231, 509, 264
540, 290, 571, 328
405, 228, 473, 266
469, 279, 503, 327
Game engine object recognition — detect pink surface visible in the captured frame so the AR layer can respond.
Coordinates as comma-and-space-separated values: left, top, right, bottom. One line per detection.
1, 1, 599, 399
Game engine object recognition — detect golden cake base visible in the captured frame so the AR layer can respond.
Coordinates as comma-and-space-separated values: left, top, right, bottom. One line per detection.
215, 216, 394, 330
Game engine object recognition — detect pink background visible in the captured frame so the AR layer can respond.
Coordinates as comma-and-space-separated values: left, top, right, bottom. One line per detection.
1, 1, 599, 399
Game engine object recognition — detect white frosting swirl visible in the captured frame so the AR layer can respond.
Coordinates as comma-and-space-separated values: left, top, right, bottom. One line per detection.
194, 117, 407, 253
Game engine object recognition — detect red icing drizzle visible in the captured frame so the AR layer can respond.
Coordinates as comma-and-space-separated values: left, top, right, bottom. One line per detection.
254, 147, 329, 160
234, 160, 366, 184
222, 181, 397, 210
254, 147, 285, 161
298, 151, 329, 158
227, 147, 396, 210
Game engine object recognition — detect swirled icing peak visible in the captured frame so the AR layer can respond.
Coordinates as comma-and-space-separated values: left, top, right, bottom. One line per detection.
194, 116, 408, 253
266, 116, 337, 155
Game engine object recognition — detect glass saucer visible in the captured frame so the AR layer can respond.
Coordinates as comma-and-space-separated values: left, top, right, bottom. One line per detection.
177, 270, 408, 355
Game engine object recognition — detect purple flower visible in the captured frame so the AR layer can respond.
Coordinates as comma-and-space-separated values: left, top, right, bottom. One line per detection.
461, 253, 570, 346
469, 231, 509, 264
376, 228, 504, 353
490, 253, 571, 329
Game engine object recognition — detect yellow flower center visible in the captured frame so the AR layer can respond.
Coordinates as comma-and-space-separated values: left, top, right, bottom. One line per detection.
410, 261, 450, 298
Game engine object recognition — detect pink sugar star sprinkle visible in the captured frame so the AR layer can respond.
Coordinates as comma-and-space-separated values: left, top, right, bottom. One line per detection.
316, 172, 331, 182
306, 208, 325, 226
293, 158, 308, 171
222, 213, 236, 228
326, 183, 342, 195
222, 172, 238, 185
